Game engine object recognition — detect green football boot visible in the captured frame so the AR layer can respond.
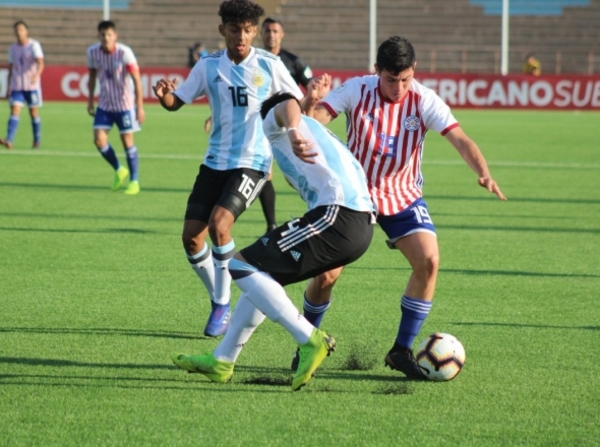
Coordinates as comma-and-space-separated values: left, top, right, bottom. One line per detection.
171, 352, 234, 384
292, 329, 336, 391
112, 166, 129, 191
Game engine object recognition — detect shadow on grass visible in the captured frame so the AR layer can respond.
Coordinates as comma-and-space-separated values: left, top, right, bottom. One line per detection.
0, 227, 169, 235
349, 265, 600, 279
427, 194, 600, 205
435, 223, 599, 234
453, 322, 600, 331
0, 327, 206, 340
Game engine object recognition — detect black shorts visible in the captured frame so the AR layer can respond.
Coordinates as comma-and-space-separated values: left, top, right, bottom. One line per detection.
240, 205, 374, 286
185, 164, 268, 222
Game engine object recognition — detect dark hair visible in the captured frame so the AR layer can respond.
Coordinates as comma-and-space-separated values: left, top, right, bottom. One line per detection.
98, 20, 116, 32
376, 36, 416, 75
260, 91, 300, 120
219, 0, 264, 26
13, 20, 27, 29
262, 17, 284, 29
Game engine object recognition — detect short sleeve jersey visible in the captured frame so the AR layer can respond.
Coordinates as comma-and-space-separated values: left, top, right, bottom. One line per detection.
8, 39, 44, 91
262, 110, 374, 214
87, 42, 139, 112
174, 47, 303, 173
321, 75, 459, 216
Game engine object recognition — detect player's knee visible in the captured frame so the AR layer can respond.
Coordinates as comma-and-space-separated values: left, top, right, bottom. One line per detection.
416, 252, 439, 278
181, 230, 202, 254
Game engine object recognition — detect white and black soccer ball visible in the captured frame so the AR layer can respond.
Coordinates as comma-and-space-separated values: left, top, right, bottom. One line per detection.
416, 333, 465, 381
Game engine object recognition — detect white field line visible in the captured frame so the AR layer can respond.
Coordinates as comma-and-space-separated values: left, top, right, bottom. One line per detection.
1, 149, 598, 169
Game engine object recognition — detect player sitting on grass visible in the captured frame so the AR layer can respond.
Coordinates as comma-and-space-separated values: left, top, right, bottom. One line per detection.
171, 87, 375, 390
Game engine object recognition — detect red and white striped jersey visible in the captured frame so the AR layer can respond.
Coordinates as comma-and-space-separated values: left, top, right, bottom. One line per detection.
8, 39, 43, 91
321, 75, 459, 216
87, 42, 139, 112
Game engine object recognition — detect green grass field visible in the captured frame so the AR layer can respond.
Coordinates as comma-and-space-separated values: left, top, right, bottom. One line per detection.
1, 103, 599, 446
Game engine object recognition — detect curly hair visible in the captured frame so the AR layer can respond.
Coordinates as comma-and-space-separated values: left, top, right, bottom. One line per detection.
218, 0, 265, 26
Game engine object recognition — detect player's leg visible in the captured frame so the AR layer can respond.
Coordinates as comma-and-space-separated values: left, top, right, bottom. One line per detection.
258, 168, 277, 233
117, 109, 141, 195
93, 108, 128, 189
1, 94, 24, 149
26, 90, 42, 148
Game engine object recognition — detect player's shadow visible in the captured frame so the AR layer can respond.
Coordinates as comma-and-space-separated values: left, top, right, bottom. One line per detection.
452, 322, 600, 331
0, 181, 192, 194
0, 227, 167, 235
0, 326, 206, 340
0, 211, 181, 224
427, 194, 600, 205
435, 223, 599, 234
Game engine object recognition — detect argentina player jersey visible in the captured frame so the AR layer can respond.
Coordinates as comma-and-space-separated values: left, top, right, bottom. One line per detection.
174, 47, 303, 172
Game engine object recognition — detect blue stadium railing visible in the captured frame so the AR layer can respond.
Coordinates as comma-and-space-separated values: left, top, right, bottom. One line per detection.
0, 0, 130, 9
469, 0, 590, 16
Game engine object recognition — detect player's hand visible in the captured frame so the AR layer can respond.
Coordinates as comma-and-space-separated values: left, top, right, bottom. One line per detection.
87, 102, 95, 117
310, 74, 332, 100
152, 77, 178, 99
478, 176, 506, 200
288, 128, 317, 164
136, 107, 146, 124
204, 116, 212, 134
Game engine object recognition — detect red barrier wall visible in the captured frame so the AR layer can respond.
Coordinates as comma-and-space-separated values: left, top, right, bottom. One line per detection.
1, 66, 599, 109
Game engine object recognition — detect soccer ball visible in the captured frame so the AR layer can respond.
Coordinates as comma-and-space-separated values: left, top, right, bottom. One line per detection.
416, 333, 465, 381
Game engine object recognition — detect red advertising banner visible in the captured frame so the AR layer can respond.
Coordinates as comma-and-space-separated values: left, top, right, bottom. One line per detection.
1, 66, 599, 109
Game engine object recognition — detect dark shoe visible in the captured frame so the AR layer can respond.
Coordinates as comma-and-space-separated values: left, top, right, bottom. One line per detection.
32, 141, 40, 149
385, 347, 426, 380
0, 138, 13, 149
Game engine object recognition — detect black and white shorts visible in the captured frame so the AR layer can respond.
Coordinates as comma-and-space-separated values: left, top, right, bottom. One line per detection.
240, 205, 374, 286
184, 164, 268, 222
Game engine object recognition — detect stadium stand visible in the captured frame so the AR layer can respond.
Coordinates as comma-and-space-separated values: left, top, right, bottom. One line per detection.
0, 0, 598, 73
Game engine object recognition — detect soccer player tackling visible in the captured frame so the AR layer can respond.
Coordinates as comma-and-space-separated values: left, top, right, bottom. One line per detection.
87, 20, 145, 195
152, 0, 304, 337
172, 89, 375, 390
302, 36, 506, 379
0, 21, 44, 150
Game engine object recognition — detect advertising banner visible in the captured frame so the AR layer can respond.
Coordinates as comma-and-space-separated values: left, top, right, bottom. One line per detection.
1, 66, 599, 109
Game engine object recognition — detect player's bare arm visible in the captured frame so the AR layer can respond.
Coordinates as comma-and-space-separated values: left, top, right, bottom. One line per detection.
274, 98, 317, 164
131, 70, 145, 124
303, 74, 333, 124
32, 57, 44, 86
153, 78, 184, 111
445, 127, 506, 200
87, 68, 97, 116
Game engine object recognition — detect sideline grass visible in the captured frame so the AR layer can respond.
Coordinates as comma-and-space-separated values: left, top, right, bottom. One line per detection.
1, 103, 599, 446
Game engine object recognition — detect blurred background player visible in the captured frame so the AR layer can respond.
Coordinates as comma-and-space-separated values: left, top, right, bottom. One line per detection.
152, 0, 304, 337
0, 21, 44, 150
299, 36, 506, 378
87, 20, 145, 195
204, 16, 314, 234
522, 52, 541, 76
188, 41, 210, 68
171, 89, 374, 391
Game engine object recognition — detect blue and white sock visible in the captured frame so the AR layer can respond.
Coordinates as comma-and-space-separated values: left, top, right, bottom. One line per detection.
32, 116, 41, 144
212, 240, 235, 305
186, 243, 215, 302
229, 258, 314, 345
6, 115, 19, 143
303, 292, 331, 328
125, 145, 139, 181
396, 295, 432, 349
98, 144, 120, 170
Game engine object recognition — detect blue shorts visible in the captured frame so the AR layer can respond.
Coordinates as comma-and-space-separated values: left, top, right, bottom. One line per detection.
93, 107, 140, 134
10, 90, 42, 107
377, 198, 436, 249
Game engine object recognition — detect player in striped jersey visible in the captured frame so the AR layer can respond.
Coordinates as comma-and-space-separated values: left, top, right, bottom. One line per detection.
87, 21, 145, 195
152, 0, 305, 338
172, 89, 375, 390
0, 21, 44, 150
299, 36, 506, 379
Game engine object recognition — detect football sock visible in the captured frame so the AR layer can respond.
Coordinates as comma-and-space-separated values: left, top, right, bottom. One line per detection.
212, 240, 235, 305
258, 180, 277, 230
303, 292, 331, 328
396, 295, 432, 349
7, 115, 19, 142
214, 293, 266, 363
186, 243, 215, 302
32, 116, 41, 144
99, 144, 121, 170
125, 145, 139, 181
229, 258, 313, 345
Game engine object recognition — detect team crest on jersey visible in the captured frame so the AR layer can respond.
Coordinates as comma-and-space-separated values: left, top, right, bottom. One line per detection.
404, 115, 421, 131
252, 69, 265, 87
